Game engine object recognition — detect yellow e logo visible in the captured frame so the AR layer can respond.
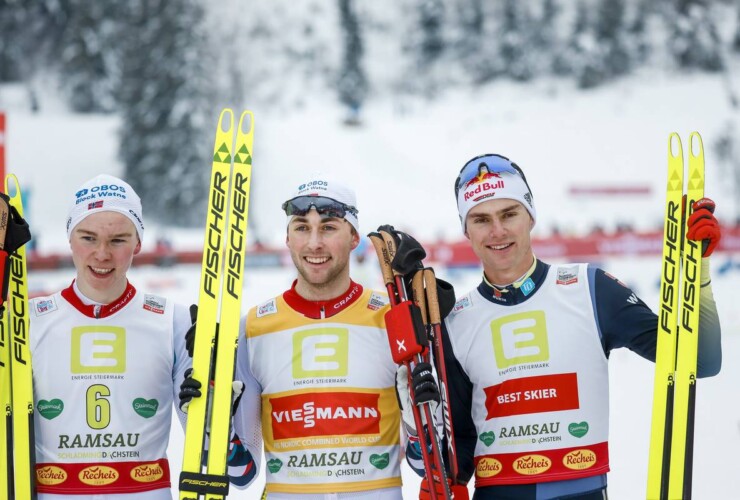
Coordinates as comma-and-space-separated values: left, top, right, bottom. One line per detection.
71, 326, 126, 373
292, 328, 348, 378
491, 311, 549, 368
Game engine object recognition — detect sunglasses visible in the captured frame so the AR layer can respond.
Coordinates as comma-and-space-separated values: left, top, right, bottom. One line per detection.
454, 154, 532, 200
282, 195, 358, 219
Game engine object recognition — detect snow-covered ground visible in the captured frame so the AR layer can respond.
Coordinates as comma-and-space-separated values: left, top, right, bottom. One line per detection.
6, 63, 740, 498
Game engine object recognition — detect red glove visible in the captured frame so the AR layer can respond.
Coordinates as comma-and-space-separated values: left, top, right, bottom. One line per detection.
687, 197, 721, 257
419, 477, 470, 500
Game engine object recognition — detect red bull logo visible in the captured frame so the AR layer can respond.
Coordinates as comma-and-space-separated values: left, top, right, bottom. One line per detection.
463, 179, 505, 202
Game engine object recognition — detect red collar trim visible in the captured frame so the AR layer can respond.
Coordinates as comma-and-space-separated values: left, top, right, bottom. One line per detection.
61, 280, 137, 319
283, 280, 363, 319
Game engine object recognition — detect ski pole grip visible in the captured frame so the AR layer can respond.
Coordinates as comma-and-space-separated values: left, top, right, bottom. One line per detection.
424, 268, 442, 325
412, 271, 428, 326
379, 230, 399, 273
369, 233, 394, 286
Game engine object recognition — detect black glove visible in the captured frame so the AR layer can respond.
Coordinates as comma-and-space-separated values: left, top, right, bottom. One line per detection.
185, 304, 197, 357
375, 224, 427, 275
178, 368, 202, 412
0, 194, 32, 255
411, 362, 440, 406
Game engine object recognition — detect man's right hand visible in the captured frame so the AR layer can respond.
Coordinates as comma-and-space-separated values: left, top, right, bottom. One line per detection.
178, 368, 202, 412
185, 304, 197, 357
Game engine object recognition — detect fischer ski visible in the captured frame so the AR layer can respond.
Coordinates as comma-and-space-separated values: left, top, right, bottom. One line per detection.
179, 109, 254, 500
0, 174, 36, 500
647, 132, 705, 500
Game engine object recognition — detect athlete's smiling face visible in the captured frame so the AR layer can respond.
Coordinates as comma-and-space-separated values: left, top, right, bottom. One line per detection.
465, 198, 534, 284
70, 211, 141, 304
286, 209, 359, 301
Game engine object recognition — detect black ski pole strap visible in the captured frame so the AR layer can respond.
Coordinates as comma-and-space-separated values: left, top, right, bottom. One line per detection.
179, 471, 230, 496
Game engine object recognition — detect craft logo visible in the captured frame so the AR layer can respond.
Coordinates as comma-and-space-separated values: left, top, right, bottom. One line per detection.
292, 328, 348, 378
78, 465, 119, 486
475, 457, 502, 478
88, 200, 104, 210
512, 454, 551, 476
71, 327, 126, 374
131, 463, 164, 483
491, 311, 549, 369
36, 466, 68, 485
270, 391, 380, 440
563, 449, 597, 470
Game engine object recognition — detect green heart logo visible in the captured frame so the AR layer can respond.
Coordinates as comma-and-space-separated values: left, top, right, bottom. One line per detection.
37, 399, 64, 420
479, 431, 496, 447
369, 453, 390, 470
267, 458, 283, 473
132, 398, 159, 418
568, 421, 589, 438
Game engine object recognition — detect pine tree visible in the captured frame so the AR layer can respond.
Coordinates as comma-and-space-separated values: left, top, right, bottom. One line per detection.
595, 0, 630, 77
499, 0, 535, 82
337, 0, 367, 125
118, 0, 213, 226
59, 0, 119, 113
667, 0, 723, 71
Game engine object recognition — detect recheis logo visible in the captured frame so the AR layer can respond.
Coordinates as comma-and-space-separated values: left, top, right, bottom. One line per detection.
270, 392, 380, 440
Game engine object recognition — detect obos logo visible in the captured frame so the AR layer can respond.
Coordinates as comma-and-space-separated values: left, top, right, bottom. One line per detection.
563, 449, 597, 470
475, 458, 502, 478
78, 465, 119, 486
131, 463, 164, 483
512, 454, 551, 476
36, 466, 68, 485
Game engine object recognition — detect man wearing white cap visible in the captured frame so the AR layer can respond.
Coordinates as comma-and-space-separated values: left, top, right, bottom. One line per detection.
181, 174, 414, 498
426, 154, 723, 499
30, 174, 193, 499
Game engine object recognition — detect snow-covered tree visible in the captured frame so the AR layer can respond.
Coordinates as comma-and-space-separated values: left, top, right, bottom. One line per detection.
667, 0, 723, 71
337, 0, 367, 124
118, 0, 213, 226
59, 1, 120, 113
499, 0, 535, 81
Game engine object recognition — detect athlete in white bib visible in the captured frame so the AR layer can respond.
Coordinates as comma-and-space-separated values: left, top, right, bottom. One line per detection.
30, 175, 192, 500
180, 175, 420, 499
411, 154, 723, 500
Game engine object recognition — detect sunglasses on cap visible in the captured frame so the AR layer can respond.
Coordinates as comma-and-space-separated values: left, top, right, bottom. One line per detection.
454, 154, 532, 200
282, 195, 359, 219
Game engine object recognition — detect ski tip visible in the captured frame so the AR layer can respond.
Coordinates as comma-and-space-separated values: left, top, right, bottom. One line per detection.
668, 133, 682, 159
238, 110, 254, 135
218, 108, 235, 133
4, 173, 20, 197
689, 132, 704, 158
